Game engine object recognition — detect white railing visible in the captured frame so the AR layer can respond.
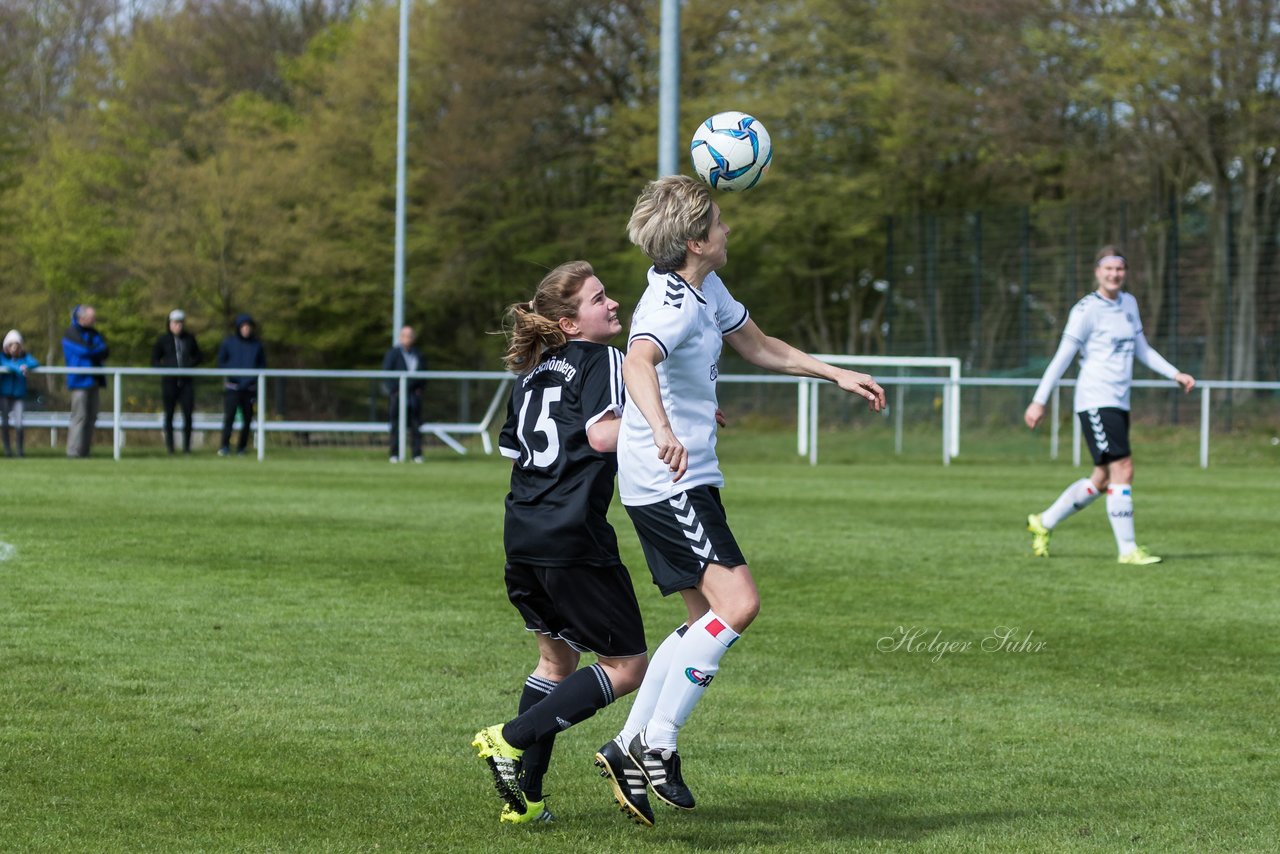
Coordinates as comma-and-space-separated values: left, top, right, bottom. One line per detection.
14, 365, 1275, 467
24, 367, 510, 462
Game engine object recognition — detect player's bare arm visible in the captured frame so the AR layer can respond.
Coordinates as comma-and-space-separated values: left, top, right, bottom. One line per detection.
622, 339, 688, 481
726, 319, 885, 411
586, 411, 621, 453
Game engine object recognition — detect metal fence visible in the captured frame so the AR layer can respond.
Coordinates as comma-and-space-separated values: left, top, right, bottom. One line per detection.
15, 365, 1277, 468
883, 200, 1280, 382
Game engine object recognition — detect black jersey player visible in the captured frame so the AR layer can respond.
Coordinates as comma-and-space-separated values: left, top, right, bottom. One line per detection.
471, 261, 652, 826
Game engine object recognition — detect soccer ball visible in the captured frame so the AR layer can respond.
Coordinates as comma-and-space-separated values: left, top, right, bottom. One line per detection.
690, 111, 772, 192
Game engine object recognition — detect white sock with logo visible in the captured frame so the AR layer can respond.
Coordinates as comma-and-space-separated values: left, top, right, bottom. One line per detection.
615, 624, 686, 750
1107, 484, 1137, 554
1042, 478, 1101, 529
643, 610, 740, 752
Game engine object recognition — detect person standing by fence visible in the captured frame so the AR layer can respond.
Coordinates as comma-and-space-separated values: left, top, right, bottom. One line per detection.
2, 329, 39, 458
216, 313, 266, 457
62, 304, 108, 458
151, 309, 203, 455
381, 324, 426, 463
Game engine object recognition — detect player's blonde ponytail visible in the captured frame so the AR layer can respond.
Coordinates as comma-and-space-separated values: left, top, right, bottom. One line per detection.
502, 261, 595, 374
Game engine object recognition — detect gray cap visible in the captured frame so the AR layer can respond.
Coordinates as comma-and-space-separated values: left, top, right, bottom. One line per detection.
169, 309, 186, 322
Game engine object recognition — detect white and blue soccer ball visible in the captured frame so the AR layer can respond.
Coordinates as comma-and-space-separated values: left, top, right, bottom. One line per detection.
690, 111, 772, 191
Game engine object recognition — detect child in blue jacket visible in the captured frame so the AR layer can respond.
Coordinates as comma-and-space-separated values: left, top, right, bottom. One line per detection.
2, 329, 39, 457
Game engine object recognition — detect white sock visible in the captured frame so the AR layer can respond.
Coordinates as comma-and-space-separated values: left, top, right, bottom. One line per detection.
1042, 478, 1101, 529
615, 624, 686, 749
643, 610, 740, 752
1107, 484, 1137, 554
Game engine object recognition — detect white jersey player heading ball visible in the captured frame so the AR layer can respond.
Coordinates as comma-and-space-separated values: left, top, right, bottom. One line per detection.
597, 175, 884, 823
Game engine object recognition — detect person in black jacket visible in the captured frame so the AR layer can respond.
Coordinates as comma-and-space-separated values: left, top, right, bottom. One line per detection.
381, 325, 426, 462
151, 309, 203, 454
215, 313, 266, 456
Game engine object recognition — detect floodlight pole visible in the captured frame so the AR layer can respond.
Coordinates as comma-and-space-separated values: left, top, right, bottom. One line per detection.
658, 0, 680, 177
392, 0, 410, 343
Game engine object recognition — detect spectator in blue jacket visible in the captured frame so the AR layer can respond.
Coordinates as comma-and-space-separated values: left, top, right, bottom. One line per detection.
216, 313, 267, 456
2, 329, 39, 458
61, 304, 108, 458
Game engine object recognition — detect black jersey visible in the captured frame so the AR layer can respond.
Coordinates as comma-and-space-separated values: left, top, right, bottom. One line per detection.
499, 341, 625, 568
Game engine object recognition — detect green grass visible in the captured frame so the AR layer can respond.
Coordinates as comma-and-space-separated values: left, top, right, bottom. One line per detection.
1, 433, 1277, 852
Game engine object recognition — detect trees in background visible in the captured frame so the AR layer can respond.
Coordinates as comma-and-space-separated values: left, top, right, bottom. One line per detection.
0, 0, 1275, 380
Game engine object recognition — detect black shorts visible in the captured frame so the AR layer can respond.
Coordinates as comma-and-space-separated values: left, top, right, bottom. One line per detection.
624, 485, 748, 596
1079, 407, 1131, 466
504, 563, 646, 658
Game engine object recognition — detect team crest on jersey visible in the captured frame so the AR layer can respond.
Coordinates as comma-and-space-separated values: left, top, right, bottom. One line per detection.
709, 363, 718, 381
685, 667, 715, 687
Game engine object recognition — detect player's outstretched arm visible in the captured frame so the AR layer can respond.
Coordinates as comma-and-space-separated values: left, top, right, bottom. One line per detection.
726, 320, 885, 411
622, 340, 688, 481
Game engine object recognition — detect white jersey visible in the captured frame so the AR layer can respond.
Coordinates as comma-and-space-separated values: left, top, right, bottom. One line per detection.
1033, 290, 1178, 412
617, 268, 749, 506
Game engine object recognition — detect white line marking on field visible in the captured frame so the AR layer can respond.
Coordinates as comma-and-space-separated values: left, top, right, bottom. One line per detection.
0, 542, 16, 562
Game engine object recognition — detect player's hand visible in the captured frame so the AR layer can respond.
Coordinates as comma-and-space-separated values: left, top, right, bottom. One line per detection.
835, 370, 886, 412
653, 425, 688, 482
1175, 372, 1196, 393
1024, 402, 1046, 430
715, 409, 727, 428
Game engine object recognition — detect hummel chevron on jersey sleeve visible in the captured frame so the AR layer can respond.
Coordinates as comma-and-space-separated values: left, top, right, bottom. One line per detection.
499, 341, 625, 568
618, 268, 748, 506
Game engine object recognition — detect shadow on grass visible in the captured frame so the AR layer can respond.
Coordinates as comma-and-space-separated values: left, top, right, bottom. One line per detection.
660, 793, 1039, 847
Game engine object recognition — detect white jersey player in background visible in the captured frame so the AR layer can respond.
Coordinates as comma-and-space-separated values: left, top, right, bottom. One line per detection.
1024, 245, 1196, 564
595, 175, 885, 824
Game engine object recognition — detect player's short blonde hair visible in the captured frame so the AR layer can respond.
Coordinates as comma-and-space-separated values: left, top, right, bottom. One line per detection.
627, 175, 714, 271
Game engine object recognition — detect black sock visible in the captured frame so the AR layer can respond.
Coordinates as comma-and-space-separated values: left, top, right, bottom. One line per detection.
515, 674, 557, 802
503, 663, 615, 750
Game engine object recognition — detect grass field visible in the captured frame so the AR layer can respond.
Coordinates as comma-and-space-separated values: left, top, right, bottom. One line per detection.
1, 429, 1277, 852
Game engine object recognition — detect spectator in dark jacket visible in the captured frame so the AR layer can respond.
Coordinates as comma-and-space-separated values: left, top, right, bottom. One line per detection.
151, 309, 204, 455
61, 304, 108, 458
382, 324, 427, 462
215, 313, 266, 456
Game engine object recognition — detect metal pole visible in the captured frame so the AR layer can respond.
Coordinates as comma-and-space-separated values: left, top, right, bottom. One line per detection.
949, 364, 960, 458
1200, 386, 1210, 469
398, 375, 408, 463
1050, 386, 1059, 460
658, 0, 680, 177
113, 372, 122, 461
894, 382, 904, 455
257, 373, 266, 461
807, 379, 819, 465
392, 0, 410, 342
940, 378, 950, 466
1072, 411, 1081, 467
797, 380, 808, 456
